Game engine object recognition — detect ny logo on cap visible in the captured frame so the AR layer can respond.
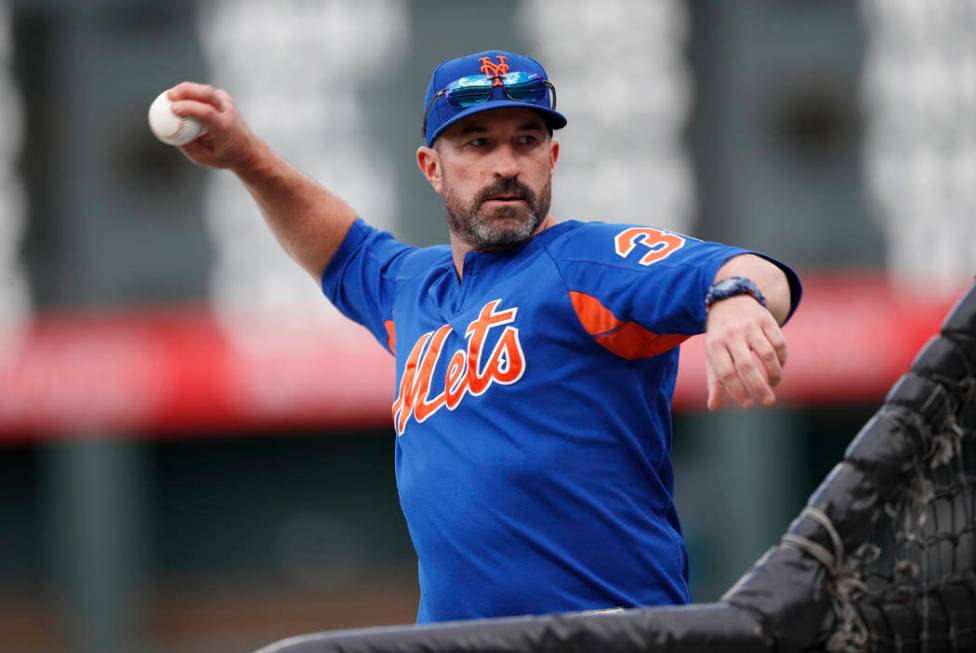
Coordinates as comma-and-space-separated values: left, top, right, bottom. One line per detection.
479, 55, 509, 87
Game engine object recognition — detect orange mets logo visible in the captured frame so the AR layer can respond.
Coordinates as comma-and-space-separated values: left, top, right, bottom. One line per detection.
479, 55, 510, 86
392, 299, 525, 436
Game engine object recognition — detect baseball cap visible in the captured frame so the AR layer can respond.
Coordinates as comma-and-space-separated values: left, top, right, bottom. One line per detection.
422, 50, 568, 147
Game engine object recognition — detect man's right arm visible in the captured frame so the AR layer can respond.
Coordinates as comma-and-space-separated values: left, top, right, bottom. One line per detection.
167, 82, 357, 281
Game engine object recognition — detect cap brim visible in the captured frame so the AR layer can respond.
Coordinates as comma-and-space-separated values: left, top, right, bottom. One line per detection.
426, 101, 567, 146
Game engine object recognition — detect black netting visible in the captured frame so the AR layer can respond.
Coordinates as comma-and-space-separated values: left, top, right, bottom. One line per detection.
827, 343, 976, 652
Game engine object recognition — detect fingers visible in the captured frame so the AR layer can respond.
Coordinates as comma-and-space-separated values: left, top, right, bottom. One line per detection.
214, 88, 233, 110
706, 338, 753, 409
762, 319, 788, 368
704, 300, 789, 411
748, 326, 783, 387
167, 83, 231, 130
167, 82, 225, 111
727, 338, 775, 406
706, 360, 728, 412
170, 99, 220, 126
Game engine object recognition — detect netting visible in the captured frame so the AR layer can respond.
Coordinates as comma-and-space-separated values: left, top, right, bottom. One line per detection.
807, 306, 976, 651
257, 283, 976, 653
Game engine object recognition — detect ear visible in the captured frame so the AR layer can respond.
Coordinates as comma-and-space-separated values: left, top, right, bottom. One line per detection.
549, 137, 560, 172
416, 145, 443, 193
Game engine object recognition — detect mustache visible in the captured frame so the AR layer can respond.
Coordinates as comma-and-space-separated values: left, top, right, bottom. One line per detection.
477, 178, 535, 205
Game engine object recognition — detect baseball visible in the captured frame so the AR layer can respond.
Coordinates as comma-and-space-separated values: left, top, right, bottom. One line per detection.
148, 90, 207, 146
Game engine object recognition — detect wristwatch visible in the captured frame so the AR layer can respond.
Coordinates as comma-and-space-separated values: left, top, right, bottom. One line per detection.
705, 276, 768, 310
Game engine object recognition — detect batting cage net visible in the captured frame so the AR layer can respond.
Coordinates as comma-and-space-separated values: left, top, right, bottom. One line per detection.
257, 283, 976, 653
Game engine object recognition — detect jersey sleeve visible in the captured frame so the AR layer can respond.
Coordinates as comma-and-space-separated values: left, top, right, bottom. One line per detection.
544, 222, 802, 360
321, 218, 416, 354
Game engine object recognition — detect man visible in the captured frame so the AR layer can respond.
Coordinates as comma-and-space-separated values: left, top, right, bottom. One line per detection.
168, 50, 801, 623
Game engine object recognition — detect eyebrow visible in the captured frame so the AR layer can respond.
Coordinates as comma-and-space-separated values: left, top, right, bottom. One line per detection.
456, 120, 547, 137
457, 123, 490, 137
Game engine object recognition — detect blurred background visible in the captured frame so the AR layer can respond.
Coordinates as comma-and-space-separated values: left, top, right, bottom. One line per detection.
0, 1, 973, 652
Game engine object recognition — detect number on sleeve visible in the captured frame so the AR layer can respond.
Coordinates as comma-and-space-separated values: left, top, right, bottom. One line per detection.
614, 227, 686, 266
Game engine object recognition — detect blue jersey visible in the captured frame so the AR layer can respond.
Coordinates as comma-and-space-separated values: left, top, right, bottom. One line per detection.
322, 218, 801, 623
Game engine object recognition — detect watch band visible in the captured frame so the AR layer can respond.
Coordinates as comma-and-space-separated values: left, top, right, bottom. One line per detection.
705, 276, 768, 310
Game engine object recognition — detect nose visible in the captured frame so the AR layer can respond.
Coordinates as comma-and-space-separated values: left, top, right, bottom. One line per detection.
492, 144, 520, 179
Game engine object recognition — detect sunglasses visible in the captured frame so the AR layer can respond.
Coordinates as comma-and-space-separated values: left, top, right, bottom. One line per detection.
421, 71, 557, 139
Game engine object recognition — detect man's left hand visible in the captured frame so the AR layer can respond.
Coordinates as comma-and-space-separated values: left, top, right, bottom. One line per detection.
704, 294, 787, 411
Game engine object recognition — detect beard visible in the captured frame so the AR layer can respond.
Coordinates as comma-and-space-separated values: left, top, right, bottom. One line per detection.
443, 175, 552, 250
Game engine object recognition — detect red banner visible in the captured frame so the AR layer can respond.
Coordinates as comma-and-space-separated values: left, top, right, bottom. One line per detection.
0, 275, 967, 440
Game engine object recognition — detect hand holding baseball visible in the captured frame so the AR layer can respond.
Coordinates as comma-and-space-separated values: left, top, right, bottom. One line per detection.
152, 83, 260, 173
148, 91, 207, 145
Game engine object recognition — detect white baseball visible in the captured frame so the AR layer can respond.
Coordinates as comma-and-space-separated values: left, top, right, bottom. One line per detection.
148, 91, 207, 146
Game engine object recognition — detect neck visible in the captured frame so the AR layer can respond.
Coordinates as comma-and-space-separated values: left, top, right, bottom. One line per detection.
450, 214, 557, 279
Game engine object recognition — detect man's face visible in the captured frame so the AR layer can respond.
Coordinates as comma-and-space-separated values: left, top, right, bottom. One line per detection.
427, 107, 559, 250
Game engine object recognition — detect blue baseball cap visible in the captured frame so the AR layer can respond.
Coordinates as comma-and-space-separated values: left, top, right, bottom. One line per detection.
422, 50, 567, 147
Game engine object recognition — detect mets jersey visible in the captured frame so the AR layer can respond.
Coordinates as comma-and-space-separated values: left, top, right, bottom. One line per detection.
321, 218, 801, 623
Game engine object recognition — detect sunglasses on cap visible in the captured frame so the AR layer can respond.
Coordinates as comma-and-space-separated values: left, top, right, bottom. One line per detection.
421, 71, 557, 139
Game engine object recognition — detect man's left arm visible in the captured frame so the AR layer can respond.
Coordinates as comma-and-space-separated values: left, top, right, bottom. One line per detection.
704, 254, 792, 412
